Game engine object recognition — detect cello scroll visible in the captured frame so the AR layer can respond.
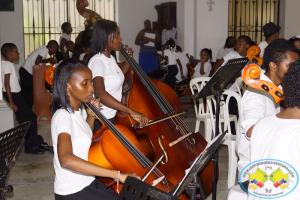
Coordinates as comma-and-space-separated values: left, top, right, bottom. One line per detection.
242, 63, 284, 103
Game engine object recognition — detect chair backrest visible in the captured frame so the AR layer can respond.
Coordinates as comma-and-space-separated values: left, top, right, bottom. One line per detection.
235, 77, 247, 97
207, 89, 242, 136
189, 77, 211, 117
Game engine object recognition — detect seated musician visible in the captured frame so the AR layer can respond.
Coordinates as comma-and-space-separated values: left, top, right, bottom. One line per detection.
236, 39, 298, 189
175, 48, 212, 97
248, 58, 300, 199
87, 19, 149, 133
51, 59, 139, 200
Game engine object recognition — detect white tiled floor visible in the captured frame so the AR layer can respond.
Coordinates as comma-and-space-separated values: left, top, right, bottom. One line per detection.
5, 98, 234, 200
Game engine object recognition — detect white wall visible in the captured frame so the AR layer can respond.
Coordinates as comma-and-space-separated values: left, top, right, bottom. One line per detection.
279, 0, 300, 39
196, 0, 229, 61
0, 1, 24, 72
116, 0, 184, 62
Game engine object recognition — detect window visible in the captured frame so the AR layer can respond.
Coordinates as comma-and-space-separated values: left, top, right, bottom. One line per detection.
228, 0, 280, 44
23, 0, 114, 58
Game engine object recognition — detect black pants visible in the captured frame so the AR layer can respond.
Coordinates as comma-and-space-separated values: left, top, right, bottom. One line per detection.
19, 67, 34, 109
163, 65, 178, 88
3, 92, 44, 148
55, 179, 117, 200
93, 117, 115, 134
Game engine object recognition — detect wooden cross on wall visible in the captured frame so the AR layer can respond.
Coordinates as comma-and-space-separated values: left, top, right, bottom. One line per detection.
207, 0, 215, 11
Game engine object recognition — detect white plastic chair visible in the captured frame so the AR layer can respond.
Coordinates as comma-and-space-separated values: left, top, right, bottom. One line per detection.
227, 185, 247, 200
206, 89, 240, 188
189, 77, 212, 142
235, 77, 247, 97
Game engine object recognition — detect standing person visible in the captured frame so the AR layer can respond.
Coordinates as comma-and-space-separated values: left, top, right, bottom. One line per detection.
88, 19, 149, 133
175, 45, 189, 82
236, 39, 298, 190
160, 38, 184, 88
1, 43, 52, 154
51, 58, 139, 200
19, 40, 58, 109
216, 36, 235, 63
258, 22, 281, 58
59, 22, 73, 60
247, 59, 300, 200
135, 19, 160, 73
161, 19, 177, 45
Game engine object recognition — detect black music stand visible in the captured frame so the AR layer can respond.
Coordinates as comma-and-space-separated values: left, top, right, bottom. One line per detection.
0, 122, 30, 200
192, 57, 249, 200
117, 176, 180, 200
171, 131, 226, 199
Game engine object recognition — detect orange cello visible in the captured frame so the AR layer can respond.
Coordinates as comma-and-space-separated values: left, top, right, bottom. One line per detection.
76, 0, 215, 198
243, 46, 284, 103
85, 102, 178, 196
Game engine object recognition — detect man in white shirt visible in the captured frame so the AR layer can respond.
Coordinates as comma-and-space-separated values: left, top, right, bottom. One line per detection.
237, 39, 298, 189
19, 40, 58, 108
247, 59, 300, 200
161, 19, 177, 45
258, 22, 281, 58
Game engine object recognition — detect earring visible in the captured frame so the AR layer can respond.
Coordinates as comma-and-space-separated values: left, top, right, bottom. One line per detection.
66, 92, 70, 98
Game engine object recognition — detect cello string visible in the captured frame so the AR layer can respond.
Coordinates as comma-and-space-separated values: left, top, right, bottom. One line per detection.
88, 103, 170, 190
122, 47, 196, 140
120, 48, 198, 163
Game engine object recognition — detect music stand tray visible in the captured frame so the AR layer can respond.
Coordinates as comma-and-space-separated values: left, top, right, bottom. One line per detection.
0, 122, 30, 200
192, 57, 249, 100
171, 131, 226, 199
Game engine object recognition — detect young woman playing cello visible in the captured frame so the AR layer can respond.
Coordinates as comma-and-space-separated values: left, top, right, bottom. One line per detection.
88, 19, 149, 132
51, 59, 140, 200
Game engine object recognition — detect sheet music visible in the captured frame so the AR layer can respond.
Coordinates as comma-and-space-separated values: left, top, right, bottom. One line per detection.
144, 32, 155, 47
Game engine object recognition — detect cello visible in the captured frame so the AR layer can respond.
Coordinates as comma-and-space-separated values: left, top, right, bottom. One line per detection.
76, 0, 215, 198
243, 45, 284, 103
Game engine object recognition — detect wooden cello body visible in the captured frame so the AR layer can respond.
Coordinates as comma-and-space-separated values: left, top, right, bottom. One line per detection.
115, 69, 215, 195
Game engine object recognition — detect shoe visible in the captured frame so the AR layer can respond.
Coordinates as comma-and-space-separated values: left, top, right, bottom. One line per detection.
25, 146, 45, 154
39, 142, 54, 153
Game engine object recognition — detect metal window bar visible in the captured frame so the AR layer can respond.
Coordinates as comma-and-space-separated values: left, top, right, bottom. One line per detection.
228, 0, 279, 44
23, 0, 115, 59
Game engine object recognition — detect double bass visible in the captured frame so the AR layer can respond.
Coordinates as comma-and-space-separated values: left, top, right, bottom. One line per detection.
76, 0, 215, 198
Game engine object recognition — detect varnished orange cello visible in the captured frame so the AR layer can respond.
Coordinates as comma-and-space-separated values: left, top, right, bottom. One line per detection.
76, 0, 215, 199
243, 46, 284, 103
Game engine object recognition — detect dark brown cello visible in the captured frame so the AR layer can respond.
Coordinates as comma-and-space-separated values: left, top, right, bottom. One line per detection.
76, 0, 215, 198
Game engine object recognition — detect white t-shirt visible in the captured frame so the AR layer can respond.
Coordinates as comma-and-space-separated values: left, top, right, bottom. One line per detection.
216, 46, 233, 60
22, 46, 49, 75
193, 61, 212, 78
258, 41, 268, 58
221, 51, 245, 91
51, 109, 95, 195
59, 33, 71, 53
249, 115, 300, 200
79, 53, 86, 61
162, 27, 177, 45
1, 61, 21, 93
164, 49, 178, 66
175, 52, 189, 81
236, 73, 281, 173
88, 53, 125, 119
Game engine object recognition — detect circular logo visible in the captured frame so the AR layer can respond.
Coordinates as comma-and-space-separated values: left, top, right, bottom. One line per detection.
239, 159, 299, 199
